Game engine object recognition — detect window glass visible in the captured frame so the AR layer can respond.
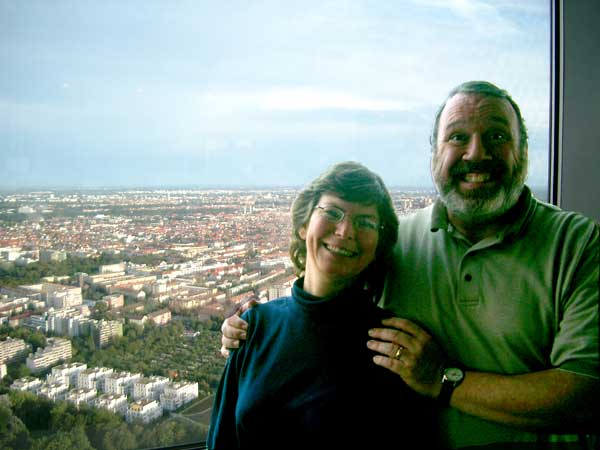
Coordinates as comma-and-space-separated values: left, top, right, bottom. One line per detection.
0, 1, 549, 449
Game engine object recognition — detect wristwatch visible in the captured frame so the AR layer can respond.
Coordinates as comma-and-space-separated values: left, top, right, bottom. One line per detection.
438, 366, 465, 406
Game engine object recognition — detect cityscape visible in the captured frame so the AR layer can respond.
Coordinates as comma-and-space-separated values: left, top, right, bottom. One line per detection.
0, 187, 436, 449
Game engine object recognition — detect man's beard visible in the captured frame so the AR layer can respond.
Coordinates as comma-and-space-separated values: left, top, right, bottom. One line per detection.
433, 157, 527, 225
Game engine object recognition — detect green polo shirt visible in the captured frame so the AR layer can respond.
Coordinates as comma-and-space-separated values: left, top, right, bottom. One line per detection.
381, 186, 599, 449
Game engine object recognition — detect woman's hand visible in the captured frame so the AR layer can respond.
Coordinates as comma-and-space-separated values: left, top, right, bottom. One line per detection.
367, 317, 446, 398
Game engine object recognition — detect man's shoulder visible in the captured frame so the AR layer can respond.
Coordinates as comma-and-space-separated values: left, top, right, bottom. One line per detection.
530, 197, 598, 234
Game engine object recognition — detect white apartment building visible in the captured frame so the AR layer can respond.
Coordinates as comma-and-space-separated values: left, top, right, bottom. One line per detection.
94, 393, 128, 415
42, 283, 82, 309
160, 381, 199, 411
104, 371, 142, 397
26, 337, 72, 373
0, 294, 31, 316
99, 262, 126, 274
62, 315, 92, 337
24, 307, 90, 337
48, 362, 87, 387
150, 279, 169, 303
102, 294, 124, 309
77, 366, 114, 391
65, 387, 97, 408
0, 247, 22, 261
39, 249, 67, 263
23, 313, 50, 333
38, 381, 69, 401
147, 309, 171, 326
133, 375, 170, 401
91, 319, 123, 348
10, 376, 43, 392
268, 282, 293, 301
126, 399, 163, 424
0, 363, 6, 379
0, 336, 29, 364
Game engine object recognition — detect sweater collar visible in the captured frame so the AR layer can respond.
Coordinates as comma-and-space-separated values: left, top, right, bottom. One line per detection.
291, 277, 373, 312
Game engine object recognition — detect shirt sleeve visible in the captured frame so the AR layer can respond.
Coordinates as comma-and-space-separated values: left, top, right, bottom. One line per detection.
206, 349, 242, 449
551, 221, 599, 378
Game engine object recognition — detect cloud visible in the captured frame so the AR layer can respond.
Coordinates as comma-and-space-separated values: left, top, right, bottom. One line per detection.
194, 87, 416, 113
258, 88, 414, 112
410, 0, 518, 35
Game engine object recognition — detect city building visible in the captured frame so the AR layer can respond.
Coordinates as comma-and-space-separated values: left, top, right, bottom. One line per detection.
0, 247, 22, 261
160, 381, 199, 411
10, 376, 43, 392
91, 319, 123, 348
23, 307, 91, 337
99, 262, 126, 274
267, 277, 295, 301
0, 294, 33, 319
39, 249, 67, 263
77, 366, 114, 391
65, 387, 97, 408
94, 393, 128, 415
0, 336, 30, 364
126, 399, 163, 424
102, 293, 124, 309
38, 381, 69, 401
26, 337, 72, 373
42, 283, 82, 309
133, 375, 170, 401
147, 309, 171, 326
47, 362, 87, 387
104, 371, 142, 397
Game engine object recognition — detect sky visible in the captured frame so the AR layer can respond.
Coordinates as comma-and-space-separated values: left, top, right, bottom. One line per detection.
0, 0, 550, 190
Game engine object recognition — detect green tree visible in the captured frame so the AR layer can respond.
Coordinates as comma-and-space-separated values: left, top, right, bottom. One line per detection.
26, 331, 46, 351
0, 402, 32, 450
9, 391, 53, 431
7, 363, 31, 380
95, 300, 108, 315
101, 423, 137, 450
124, 323, 142, 341
32, 425, 93, 450
50, 401, 86, 432
86, 407, 124, 450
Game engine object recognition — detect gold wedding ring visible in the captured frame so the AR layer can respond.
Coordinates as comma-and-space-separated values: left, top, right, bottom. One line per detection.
394, 346, 404, 360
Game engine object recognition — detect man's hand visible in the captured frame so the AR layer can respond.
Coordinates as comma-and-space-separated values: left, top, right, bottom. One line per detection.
367, 317, 446, 398
219, 299, 256, 357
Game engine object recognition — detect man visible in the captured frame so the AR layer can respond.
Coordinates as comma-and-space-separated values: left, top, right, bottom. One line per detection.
221, 81, 599, 449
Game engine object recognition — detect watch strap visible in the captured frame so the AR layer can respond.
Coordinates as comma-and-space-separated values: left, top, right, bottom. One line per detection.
438, 366, 464, 406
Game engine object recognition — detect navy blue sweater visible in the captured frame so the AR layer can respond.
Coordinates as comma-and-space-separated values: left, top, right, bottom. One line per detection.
207, 279, 435, 449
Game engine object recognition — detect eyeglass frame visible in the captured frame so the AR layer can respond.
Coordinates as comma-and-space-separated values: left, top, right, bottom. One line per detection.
313, 204, 383, 232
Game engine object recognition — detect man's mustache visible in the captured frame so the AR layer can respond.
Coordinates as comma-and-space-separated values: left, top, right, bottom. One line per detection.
449, 160, 507, 177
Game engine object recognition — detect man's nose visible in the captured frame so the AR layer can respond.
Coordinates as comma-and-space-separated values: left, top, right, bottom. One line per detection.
463, 134, 492, 162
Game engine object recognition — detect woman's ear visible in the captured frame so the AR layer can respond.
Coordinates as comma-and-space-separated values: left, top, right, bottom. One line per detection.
298, 226, 307, 239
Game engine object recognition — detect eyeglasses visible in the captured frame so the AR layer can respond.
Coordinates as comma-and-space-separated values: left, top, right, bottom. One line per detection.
314, 204, 382, 232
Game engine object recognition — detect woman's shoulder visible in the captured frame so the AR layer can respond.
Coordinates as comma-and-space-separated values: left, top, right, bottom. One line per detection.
241, 296, 293, 321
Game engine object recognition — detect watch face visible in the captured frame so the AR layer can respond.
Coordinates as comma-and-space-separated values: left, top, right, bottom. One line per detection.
445, 367, 464, 382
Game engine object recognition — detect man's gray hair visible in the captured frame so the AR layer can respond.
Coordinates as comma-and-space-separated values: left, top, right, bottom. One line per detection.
429, 80, 529, 153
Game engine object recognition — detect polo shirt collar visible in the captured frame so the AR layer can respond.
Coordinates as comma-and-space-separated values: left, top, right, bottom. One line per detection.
429, 185, 536, 241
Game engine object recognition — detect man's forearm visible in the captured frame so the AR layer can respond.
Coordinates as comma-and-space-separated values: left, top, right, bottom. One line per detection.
449, 369, 599, 431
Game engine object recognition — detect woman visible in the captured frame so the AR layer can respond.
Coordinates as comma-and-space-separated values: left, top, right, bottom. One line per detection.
207, 161, 434, 449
